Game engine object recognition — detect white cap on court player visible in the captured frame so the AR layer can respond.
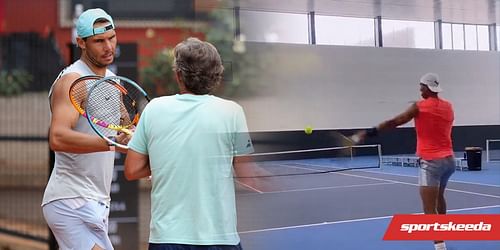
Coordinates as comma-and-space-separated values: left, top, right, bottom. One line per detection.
420, 73, 442, 93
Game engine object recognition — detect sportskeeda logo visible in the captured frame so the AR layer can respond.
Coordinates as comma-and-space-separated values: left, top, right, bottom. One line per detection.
384, 214, 500, 240
400, 222, 492, 233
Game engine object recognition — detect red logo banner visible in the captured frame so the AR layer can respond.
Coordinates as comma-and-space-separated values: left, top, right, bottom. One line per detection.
384, 214, 500, 240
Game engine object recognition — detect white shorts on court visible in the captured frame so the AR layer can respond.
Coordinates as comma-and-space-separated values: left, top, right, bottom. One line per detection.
418, 156, 455, 187
43, 199, 113, 250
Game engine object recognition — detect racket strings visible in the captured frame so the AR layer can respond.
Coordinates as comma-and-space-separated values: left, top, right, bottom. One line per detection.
86, 83, 128, 127
86, 78, 149, 129
121, 85, 149, 125
84, 75, 150, 148
69, 78, 100, 113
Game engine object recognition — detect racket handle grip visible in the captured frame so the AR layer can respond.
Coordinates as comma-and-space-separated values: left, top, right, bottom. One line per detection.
121, 128, 133, 135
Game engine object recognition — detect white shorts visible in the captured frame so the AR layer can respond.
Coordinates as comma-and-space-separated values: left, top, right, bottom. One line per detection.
42, 199, 113, 250
418, 156, 456, 187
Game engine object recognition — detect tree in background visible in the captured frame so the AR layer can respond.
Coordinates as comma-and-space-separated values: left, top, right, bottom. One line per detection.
0, 70, 33, 96
140, 47, 177, 98
205, 8, 264, 98
140, 7, 265, 99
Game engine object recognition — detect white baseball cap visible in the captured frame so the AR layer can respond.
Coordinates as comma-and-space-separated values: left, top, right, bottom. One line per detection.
420, 72, 442, 93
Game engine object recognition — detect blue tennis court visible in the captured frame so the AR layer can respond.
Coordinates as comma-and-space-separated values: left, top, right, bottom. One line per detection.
235, 155, 500, 250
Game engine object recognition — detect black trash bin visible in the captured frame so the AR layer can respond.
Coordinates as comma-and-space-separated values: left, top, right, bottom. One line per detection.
465, 147, 482, 171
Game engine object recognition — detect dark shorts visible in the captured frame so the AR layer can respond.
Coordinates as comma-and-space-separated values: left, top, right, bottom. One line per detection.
149, 243, 242, 250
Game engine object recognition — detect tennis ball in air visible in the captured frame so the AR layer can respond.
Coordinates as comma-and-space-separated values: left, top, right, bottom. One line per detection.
304, 126, 313, 135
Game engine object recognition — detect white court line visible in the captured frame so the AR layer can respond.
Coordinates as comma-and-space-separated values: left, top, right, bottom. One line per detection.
235, 179, 263, 194
290, 162, 500, 199
335, 171, 500, 199
361, 169, 500, 188
238, 182, 396, 196
239, 204, 500, 234
237, 162, 499, 197
448, 204, 500, 212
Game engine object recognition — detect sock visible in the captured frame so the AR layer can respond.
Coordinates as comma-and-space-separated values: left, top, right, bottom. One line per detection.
434, 242, 447, 250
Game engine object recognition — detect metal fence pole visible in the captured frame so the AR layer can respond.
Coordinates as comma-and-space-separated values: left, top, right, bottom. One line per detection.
48, 141, 58, 250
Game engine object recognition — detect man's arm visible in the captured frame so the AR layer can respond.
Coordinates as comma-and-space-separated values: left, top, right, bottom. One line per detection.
49, 73, 111, 153
376, 103, 418, 132
124, 149, 151, 180
356, 103, 418, 141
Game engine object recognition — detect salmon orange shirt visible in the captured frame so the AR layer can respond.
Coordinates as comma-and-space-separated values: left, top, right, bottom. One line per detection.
415, 97, 454, 160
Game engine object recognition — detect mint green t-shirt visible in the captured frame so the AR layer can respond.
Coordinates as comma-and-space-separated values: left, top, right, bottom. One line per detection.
128, 94, 253, 245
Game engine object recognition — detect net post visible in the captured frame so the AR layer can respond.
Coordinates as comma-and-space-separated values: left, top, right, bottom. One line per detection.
486, 139, 490, 162
377, 144, 382, 168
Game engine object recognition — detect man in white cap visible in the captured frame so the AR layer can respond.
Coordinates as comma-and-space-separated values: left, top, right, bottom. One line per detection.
355, 73, 455, 250
42, 8, 124, 250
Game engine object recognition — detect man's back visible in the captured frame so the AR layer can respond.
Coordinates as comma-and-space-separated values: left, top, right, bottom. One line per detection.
129, 94, 251, 245
415, 97, 454, 160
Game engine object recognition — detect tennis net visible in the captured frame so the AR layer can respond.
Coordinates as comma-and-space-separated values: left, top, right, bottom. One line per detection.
234, 144, 382, 178
486, 139, 500, 162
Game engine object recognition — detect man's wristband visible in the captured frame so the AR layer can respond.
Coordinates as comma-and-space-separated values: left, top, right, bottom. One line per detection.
366, 127, 378, 137
107, 136, 116, 151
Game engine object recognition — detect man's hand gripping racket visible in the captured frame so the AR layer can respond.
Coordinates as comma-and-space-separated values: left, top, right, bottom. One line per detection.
350, 127, 379, 145
86, 75, 150, 149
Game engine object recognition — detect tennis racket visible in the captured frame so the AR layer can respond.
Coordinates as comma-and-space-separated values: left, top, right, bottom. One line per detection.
85, 75, 150, 149
329, 131, 357, 145
350, 134, 361, 144
68, 74, 132, 133
68, 75, 103, 116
